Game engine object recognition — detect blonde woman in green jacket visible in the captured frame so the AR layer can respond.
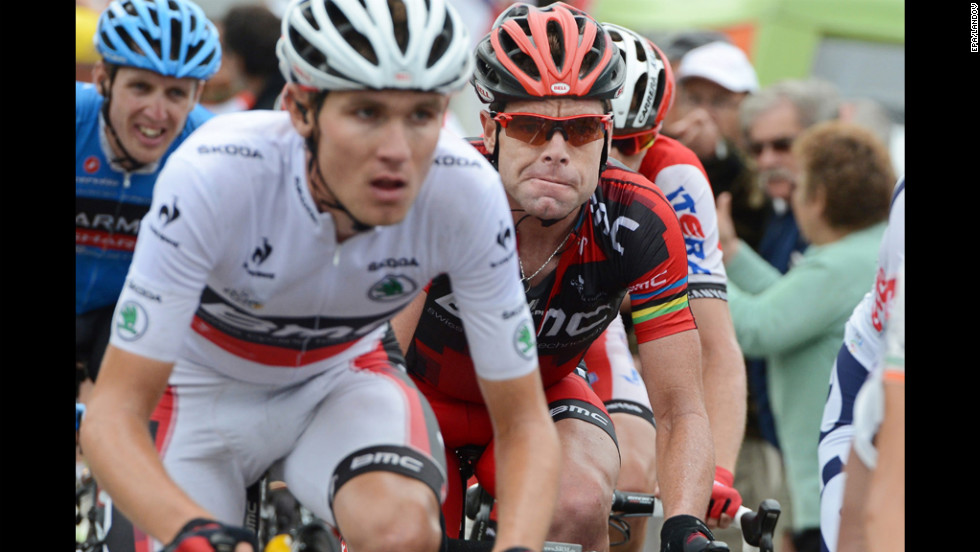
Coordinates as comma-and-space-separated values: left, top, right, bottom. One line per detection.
715, 120, 896, 550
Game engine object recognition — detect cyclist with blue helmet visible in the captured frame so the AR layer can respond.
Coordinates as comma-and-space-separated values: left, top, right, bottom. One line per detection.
76, 0, 221, 390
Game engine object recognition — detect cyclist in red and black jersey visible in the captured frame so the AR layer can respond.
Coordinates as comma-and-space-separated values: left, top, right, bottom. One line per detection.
391, 4, 723, 551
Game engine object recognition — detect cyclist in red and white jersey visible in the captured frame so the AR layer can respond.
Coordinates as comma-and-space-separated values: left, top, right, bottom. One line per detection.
78, 1, 562, 551
391, 5, 723, 552
582, 24, 746, 551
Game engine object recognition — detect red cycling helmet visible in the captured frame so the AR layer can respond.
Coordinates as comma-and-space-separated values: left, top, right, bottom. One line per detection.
471, 2, 626, 106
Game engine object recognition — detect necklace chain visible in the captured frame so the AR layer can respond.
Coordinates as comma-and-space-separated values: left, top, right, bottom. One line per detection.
519, 232, 572, 292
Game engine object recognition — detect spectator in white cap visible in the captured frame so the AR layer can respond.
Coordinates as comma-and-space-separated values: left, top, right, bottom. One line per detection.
679, 41, 760, 94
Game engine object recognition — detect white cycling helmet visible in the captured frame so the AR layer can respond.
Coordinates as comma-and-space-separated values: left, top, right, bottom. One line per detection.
604, 22, 674, 137
276, 0, 474, 93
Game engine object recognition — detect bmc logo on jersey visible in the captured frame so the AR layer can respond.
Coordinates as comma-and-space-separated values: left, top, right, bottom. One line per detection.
589, 200, 639, 254
83, 156, 100, 174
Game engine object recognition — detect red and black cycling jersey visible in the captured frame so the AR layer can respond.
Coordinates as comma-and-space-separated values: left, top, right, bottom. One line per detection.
405, 140, 696, 403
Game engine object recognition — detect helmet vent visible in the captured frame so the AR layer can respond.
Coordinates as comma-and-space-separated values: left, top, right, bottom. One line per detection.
427, 11, 453, 68
289, 26, 329, 73
635, 41, 648, 63
580, 49, 598, 79
629, 74, 647, 114
326, 1, 379, 64
497, 30, 539, 81
169, 16, 186, 61
117, 27, 146, 58
546, 20, 564, 71
388, 0, 410, 54
122, 1, 139, 16
652, 70, 665, 108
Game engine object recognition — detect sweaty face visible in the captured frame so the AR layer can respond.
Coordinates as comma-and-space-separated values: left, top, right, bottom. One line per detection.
486, 98, 608, 222
746, 99, 804, 202
99, 65, 201, 166
311, 89, 448, 227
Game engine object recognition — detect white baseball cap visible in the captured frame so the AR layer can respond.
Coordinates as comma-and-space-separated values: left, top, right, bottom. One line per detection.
677, 41, 759, 93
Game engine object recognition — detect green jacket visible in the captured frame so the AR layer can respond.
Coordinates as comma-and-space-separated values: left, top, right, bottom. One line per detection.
726, 221, 887, 530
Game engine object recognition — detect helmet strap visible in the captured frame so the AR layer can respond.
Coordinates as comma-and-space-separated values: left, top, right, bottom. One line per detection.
304, 107, 375, 234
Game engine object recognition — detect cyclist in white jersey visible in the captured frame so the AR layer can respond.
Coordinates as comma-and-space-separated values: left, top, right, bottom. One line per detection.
818, 177, 904, 552
581, 24, 746, 551
78, 1, 561, 551
860, 259, 904, 551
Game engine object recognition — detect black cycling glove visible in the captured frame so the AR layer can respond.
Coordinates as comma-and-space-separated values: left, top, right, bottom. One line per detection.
162, 518, 259, 552
660, 514, 729, 552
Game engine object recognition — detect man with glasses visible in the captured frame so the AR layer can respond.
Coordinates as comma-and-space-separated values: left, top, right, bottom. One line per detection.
391, 4, 725, 552
738, 78, 842, 275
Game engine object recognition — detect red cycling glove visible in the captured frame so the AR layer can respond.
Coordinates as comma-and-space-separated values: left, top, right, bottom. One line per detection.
707, 466, 742, 520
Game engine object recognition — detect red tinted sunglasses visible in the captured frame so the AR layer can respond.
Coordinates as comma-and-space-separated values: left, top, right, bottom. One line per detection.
611, 128, 658, 156
492, 112, 612, 147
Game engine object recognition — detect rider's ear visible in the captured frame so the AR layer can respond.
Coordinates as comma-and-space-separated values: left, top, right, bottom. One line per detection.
92, 61, 110, 96
283, 84, 315, 137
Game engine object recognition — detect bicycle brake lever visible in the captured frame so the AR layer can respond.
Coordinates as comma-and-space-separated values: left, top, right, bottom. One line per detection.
738, 499, 780, 552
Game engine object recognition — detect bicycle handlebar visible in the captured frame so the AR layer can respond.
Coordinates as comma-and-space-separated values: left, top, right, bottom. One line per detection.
610, 490, 657, 515
610, 491, 780, 552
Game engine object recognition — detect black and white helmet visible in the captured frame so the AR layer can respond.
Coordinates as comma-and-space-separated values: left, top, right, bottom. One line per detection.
276, 0, 474, 93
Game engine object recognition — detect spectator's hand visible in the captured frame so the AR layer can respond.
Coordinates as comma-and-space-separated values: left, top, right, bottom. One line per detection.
663, 108, 721, 160
715, 192, 739, 264
706, 466, 742, 529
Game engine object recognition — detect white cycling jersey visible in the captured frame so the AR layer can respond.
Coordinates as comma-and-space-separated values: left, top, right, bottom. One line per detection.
851, 259, 905, 469
111, 110, 535, 384
818, 177, 905, 552
107, 110, 537, 544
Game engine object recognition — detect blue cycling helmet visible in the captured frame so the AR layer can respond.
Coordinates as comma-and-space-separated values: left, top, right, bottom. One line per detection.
95, 0, 221, 80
